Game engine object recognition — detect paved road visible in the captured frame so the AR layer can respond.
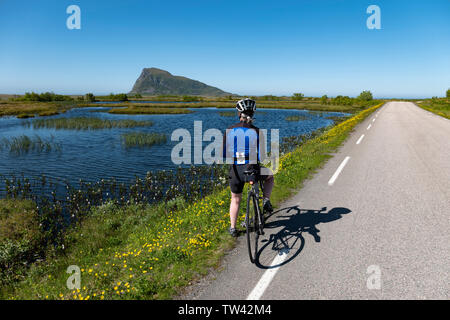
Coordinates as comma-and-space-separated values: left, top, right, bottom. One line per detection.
180, 102, 450, 300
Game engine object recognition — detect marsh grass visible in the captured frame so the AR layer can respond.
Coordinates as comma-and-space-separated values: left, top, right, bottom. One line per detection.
0, 99, 382, 119
94, 101, 370, 113
0, 102, 71, 118
121, 132, 167, 148
0, 135, 61, 154
285, 114, 309, 121
38, 111, 60, 117
108, 106, 193, 115
95, 102, 232, 109
24, 117, 154, 130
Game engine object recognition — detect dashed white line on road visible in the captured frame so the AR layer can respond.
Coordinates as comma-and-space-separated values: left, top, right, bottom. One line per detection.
367, 124, 372, 130
356, 134, 365, 145
372, 118, 376, 122
247, 250, 289, 300
328, 156, 351, 186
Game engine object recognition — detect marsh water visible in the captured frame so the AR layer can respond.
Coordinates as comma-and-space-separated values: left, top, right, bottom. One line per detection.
0, 106, 348, 194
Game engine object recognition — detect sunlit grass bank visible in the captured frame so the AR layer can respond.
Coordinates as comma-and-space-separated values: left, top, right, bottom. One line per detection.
121, 132, 167, 148
416, 98, 450, 119
24, 117, 153, 130
2, 103, 383, 300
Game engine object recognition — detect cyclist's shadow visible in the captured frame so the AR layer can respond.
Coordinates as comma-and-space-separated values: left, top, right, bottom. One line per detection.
255, 206, 351, 269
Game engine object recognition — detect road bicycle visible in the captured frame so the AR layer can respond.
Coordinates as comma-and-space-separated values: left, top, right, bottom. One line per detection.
243, 168, 266, 264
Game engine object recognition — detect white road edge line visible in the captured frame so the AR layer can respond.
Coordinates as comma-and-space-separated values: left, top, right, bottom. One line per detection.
356, 134, 365, 145
372, 118, 376, 122
367, 124, 372, 130
328, 156, 351, 186
247, 250, 289, 300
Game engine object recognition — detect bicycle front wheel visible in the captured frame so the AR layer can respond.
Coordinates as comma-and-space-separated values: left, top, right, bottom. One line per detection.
246, 192, 259, 263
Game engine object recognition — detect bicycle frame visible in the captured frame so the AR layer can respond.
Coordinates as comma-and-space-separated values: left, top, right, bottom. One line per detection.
248, 178, 265, 234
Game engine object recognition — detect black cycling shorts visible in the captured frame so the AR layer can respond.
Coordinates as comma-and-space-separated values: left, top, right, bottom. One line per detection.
229, 164, 267, 194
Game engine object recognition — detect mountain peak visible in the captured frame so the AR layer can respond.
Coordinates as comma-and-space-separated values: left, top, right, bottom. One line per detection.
141, 68, 172, 76
129, 68, 230, 96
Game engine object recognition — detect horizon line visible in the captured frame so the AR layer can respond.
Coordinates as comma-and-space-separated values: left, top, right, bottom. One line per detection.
0, 92, 444, 100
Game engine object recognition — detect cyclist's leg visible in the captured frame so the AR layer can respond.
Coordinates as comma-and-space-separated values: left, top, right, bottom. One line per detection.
262, 175, 274, 199
229, 191, 242, 229
228, 164, 246, 232
260, 168, 274, 212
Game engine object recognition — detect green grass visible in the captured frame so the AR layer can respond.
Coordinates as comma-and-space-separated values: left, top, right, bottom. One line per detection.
121, 132, 167, 148
1, 103, 383, 300
416, 98, 450, 119
24, 117, 153, 130
0, 199, 44, 287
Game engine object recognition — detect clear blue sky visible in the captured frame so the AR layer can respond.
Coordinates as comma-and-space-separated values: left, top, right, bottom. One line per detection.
0, 0, 448, 98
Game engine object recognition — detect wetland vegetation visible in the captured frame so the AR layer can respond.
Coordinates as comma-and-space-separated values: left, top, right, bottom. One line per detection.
0, 91, 382, 118
0, 135, 61, 155
121, 132, 167, 149
23, 117, 154, 130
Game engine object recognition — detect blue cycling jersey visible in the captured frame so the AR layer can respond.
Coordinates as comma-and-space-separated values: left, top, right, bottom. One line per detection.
223, 121, 261, 165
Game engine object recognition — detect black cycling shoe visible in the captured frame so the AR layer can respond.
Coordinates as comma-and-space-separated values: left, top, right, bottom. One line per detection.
263, 198, 273, 213
228, 227, 238, 237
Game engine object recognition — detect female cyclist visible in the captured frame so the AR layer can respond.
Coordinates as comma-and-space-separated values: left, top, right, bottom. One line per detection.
222, 98, 274, 237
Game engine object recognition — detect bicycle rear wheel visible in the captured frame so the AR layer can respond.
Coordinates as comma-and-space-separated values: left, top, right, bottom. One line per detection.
246, 192, 259, 263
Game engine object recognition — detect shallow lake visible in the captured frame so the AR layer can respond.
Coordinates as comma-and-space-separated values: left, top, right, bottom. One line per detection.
0, 107, 348, 192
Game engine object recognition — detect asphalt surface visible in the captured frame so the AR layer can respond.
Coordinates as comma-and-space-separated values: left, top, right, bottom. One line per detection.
180, 102, 450, 300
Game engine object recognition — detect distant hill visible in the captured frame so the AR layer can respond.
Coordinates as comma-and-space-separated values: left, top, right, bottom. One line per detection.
129, 68, 231, 96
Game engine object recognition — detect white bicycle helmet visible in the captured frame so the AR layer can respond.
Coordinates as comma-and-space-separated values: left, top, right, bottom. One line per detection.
236, 98, 256, 114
